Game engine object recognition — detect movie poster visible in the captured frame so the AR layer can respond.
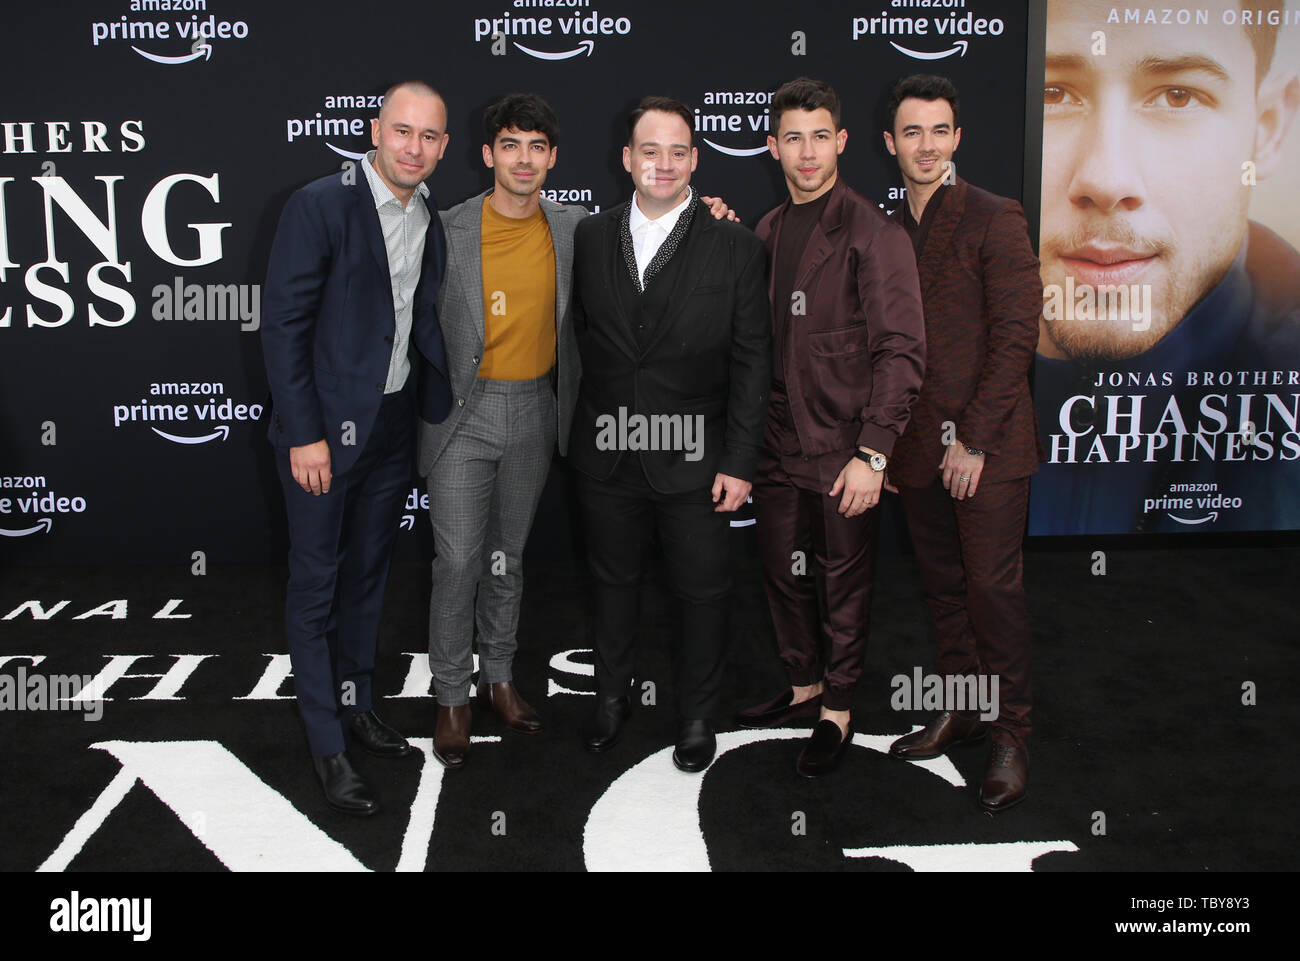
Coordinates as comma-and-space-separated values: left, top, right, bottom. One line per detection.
1030, 0, 1300, 533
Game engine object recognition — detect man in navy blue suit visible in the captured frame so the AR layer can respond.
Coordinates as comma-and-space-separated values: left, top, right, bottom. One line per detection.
262, 81, 452, 816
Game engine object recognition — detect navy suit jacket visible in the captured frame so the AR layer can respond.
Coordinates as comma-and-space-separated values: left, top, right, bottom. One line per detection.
261, 164, 452, 475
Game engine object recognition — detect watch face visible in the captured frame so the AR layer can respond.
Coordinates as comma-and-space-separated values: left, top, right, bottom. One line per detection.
870, 453, 887, 472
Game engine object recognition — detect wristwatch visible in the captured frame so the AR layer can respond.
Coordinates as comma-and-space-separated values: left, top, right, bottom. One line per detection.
854, 448, 887, 472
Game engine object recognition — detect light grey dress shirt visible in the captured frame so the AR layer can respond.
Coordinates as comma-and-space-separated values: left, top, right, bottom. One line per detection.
362, 149, 430, 394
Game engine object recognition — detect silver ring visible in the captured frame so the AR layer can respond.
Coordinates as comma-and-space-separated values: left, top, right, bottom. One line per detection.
959, 475, 971, 482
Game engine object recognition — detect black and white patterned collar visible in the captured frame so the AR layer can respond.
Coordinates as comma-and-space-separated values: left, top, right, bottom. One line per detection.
620, 187, 697, 294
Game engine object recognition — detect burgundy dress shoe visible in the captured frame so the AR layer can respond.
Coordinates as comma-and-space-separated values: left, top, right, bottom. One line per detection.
347, 709, 412, 757
476, 680, 543, 734
433, 704, 472, 770
312, 752, 378, 816
889, 711, 988, 760
796, 719, 853, 778
735, 690, 822, 729
980, 741, 1028, 811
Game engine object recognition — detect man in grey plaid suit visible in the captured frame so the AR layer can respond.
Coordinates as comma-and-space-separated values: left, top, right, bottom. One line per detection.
417, 94, 585, 769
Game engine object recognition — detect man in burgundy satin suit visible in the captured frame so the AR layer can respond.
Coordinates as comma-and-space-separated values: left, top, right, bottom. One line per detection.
881, 75, 1043, 811
736, 78, 925, 778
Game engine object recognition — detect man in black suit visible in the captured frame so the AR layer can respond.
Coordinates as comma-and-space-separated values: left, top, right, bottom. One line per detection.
261, 81, 452, 815
570, 96, 770, 772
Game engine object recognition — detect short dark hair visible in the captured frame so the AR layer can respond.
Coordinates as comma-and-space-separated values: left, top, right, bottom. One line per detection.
887, 74, 960, 133
483, 93, 560, 148
1244, 0, 1284, 84
771, 77, 842, 132
626, 96, 694, 146
380, 80, 443, 115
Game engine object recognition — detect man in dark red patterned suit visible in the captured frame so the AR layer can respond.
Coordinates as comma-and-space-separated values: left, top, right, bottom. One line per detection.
881, 75, 1043, 811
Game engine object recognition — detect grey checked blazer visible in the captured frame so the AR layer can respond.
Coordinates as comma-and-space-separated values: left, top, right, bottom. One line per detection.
418, 190, 588, 475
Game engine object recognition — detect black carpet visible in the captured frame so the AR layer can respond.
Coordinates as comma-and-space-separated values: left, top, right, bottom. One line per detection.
1, 541, 1296, 876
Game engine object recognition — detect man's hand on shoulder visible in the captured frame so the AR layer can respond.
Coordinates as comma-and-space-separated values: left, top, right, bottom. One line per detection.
712, 473, 751, 512
290, 439, 332, 495
701, 195, 740, 222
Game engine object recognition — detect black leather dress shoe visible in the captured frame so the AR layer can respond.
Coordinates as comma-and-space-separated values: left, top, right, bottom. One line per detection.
672, 719, 716, 773
734, 690, 822, 729
347, 709, 412, 757
312, 752, 378, 816
980, 741, 1028, 811
584, 694, 630, 753
889, 710, 988, 760
796, 719, 853, 778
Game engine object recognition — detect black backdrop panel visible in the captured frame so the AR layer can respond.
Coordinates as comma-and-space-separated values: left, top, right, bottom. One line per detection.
0, 0, 1031, 564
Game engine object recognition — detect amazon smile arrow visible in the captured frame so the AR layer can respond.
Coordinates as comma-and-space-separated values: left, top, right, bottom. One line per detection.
513, 39, 594, 60
150, 425, 230, 445
0, 518, 53, 537
890, 39, 968, 60
131, 43, 212, 65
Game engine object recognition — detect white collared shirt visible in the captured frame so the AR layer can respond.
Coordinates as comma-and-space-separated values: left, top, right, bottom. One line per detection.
362, 149, 430, 394
629, 189, 692, 285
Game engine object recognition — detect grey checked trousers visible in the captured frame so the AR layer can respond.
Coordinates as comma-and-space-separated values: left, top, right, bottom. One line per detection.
426, 375, 556, 705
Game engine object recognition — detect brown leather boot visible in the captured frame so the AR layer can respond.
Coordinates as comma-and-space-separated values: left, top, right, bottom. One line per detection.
433, 704, 471, 769
476, 680, 543, 734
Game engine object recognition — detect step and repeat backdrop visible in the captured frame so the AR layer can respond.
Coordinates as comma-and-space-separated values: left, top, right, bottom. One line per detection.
1, 1, 1296, 564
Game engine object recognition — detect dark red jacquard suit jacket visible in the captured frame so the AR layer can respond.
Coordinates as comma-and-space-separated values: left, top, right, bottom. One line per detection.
756, 177, 925, 461
888, 178, 1044, 488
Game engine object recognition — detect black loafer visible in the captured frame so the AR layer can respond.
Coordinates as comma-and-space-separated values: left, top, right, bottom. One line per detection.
796, 719, 853, 778
312, 752, 378, 816
584, 694, 630, 753
347, 709, 412, 757
672, 719, 716, 773
735, 690, 822, 729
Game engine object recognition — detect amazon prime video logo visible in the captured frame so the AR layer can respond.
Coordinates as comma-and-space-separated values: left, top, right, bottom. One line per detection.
851, 4, 1005, 60
112, 382, 263, 445
90, 2, 252, 65
285, 94, 386, 161
694, 91, 773, 158
472, 3, 633, 60
0, 474, 86, 538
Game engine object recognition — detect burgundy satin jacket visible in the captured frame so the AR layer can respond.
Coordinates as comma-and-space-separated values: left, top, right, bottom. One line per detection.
756, 176, 925, 460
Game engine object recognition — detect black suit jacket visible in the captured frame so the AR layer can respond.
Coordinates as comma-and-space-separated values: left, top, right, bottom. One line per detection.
261, 165, 451, 475
569, 198, 770, 492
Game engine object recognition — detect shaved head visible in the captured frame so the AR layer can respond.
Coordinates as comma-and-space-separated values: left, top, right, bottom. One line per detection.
379, 81, 443, 121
